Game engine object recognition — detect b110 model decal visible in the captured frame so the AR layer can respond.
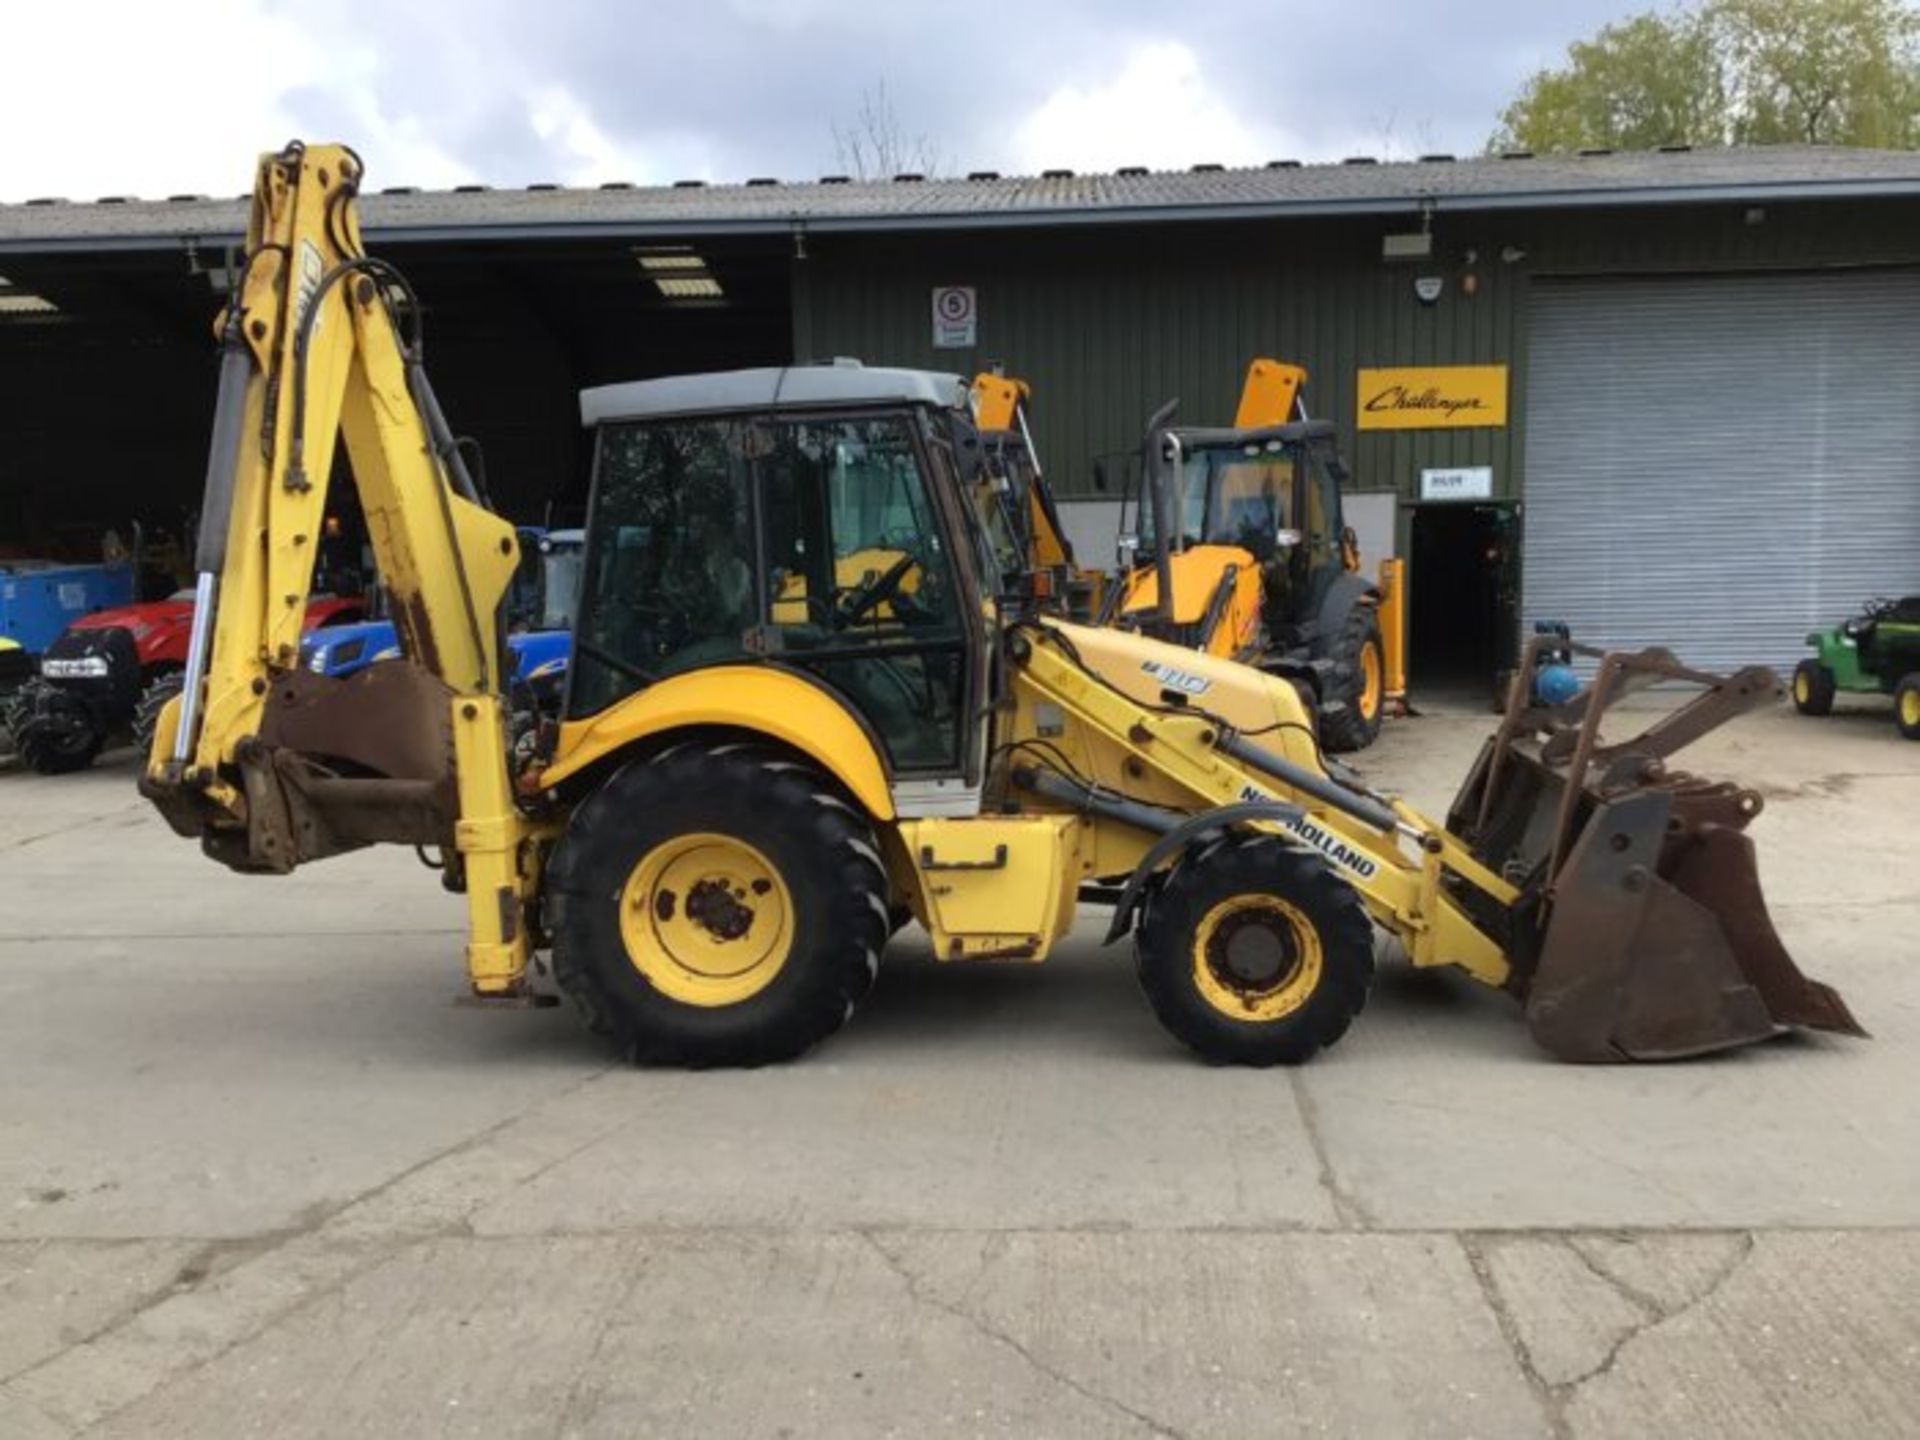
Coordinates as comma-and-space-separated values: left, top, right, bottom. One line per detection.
1141, 659, 1211, 695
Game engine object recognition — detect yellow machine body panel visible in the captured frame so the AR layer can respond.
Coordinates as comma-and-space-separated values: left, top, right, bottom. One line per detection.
1031, 619, 1324, 774
541, 664, 897, 822
1376, 557, 1408, 704
1026, 489, 1074, 573
897, 814, 1083, 961
1116, 544, 1264, 657
969, 373, 1028, 433
1234, 359, 1308, 427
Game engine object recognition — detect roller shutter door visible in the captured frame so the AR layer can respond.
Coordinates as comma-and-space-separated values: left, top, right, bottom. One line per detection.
1522, 270, 1920, 674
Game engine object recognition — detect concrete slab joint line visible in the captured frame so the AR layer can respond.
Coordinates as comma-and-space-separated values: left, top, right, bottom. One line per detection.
1460, 1230, 1757, 1438
1289, 1072, 1373, 1230
0, 1067, 620, 1434
857, 1232, 1186, 1439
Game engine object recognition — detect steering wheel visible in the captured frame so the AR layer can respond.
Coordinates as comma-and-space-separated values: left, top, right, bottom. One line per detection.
835, 551, 920, 628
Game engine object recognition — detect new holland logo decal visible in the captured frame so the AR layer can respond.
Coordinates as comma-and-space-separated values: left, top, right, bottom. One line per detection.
1239, 785, 1380, 881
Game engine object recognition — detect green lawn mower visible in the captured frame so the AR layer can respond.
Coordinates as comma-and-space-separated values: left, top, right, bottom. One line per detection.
1793, 596, 1920, 739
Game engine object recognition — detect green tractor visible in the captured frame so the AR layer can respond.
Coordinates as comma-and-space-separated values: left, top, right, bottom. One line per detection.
1793, 596, 1920, 740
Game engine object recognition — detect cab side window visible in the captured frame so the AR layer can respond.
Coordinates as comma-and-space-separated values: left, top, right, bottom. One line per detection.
569, 420, 755, 715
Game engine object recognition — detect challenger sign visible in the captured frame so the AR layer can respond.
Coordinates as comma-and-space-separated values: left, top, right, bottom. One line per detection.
1356, 365, 1508, 431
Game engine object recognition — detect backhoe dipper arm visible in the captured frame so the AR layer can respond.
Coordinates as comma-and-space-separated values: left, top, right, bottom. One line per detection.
141, 142, 534, 996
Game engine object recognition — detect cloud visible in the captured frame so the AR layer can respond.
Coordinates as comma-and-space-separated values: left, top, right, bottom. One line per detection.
1012, 41, 1300, 172
1016, 39, 1349, 173
0, 0, 1655, 199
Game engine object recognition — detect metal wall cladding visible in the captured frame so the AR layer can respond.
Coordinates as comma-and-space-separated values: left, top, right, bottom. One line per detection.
1522, 269, 1920, 675
793, 221, 1524, 509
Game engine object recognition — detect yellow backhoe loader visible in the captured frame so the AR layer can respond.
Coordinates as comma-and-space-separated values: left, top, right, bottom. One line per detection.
1107, 360, 1405, 751
141, 143, 1863, 1068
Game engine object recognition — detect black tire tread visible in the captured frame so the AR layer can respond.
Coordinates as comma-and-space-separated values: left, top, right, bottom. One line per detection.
1135, 834, 1374, 1066
546, 743, 887, 1066
1895, 673, 1920, 741
6, 679, 103, 775
1793, 659, 1836, 718
132, 672, 185, 758
1318, 606, 1385, 753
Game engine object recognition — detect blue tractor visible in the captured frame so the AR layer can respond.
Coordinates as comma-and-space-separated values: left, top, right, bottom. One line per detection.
299, 529, 581, 709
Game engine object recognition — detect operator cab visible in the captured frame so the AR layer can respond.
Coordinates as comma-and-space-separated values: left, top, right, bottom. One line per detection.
1128, 420, 1350, 643
566, 364, 1003, 803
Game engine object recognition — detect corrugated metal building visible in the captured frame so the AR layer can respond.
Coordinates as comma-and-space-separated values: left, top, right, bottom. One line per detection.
5, 144, 1920, 686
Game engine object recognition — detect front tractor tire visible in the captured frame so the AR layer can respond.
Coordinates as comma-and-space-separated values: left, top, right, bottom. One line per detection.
1896, 673, 1920, 741
1318, 607, 1386, 753
5, 680, 104, 775
1135, 835, 1374, 1066
546, 743, 889, 1067
1792, 659, 1836, 717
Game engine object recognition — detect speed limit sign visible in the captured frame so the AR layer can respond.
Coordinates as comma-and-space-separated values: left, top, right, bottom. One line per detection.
931, 285, 977, 348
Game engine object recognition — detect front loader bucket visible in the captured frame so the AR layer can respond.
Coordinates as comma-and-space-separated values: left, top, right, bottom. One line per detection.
1448, 642, 1866, 1062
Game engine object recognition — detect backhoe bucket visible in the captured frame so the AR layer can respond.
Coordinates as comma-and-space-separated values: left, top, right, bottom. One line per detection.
1447, 643, 1865, 1062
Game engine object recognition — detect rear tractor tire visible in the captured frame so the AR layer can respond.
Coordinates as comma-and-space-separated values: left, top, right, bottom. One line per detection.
546, 743, 888, 1067
1318, 607, 1385, 754
131, 671, 184, 758
1135, 835, 1375, 1066
1896, 673, 1920, 741
1791, 660, 1836, 718
5, 680, 103, 775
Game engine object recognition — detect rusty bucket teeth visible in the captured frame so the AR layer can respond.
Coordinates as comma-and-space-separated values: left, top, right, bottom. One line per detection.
1450, 638, 1866, 1063
1523, 787, 1864, 1062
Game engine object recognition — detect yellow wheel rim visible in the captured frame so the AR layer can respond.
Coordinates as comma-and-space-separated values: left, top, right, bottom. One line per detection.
1793, 671, 1811, 705
618, 832, 794, 1008
1359, 640, 1383, 721
1191, 895, 1323, 1022
1902, 690, 1920, 728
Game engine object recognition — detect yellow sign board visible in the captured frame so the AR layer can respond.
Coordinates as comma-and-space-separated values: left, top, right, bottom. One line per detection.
1356, 365, 1508, 430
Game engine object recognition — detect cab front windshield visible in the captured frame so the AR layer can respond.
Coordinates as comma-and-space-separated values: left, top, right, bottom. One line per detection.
1145, 441, 1300, 558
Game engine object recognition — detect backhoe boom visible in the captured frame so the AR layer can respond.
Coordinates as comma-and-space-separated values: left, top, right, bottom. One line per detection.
141, 142, 536, 995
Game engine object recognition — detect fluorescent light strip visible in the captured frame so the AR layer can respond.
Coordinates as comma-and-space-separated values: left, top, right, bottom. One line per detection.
653, 276, 724, 299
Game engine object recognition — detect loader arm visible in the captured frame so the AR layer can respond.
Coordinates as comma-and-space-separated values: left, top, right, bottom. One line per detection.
140, 142, 536, 996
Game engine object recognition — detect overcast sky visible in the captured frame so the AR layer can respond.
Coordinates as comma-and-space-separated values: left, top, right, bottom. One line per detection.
4, 0, 1643, 201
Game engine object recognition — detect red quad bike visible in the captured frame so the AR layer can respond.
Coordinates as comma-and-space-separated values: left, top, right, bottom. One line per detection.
4, 593, 365, 774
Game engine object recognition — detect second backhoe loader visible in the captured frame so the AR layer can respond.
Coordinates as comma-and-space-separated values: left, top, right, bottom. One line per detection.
1107, 360, 1404, 752
142, 143, 1862, 1069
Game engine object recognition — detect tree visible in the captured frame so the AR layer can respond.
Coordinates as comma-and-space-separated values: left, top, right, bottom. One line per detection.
831, 81, 945, 180
1491, 0, 1920, 153
1717, 0, 1920, 144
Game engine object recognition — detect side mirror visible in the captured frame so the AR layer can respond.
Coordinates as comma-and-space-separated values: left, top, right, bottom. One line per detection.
1092, 460, 1109, 493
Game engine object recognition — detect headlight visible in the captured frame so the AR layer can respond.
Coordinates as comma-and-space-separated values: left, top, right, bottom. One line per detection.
41, 655, 111, 679
305, 646, 328, 673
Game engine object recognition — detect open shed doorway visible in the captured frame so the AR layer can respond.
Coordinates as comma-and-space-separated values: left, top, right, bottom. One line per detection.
1408, 501, 1518, 705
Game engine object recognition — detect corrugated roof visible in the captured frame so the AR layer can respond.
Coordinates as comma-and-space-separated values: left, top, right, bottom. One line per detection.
6, 145, 1920, 252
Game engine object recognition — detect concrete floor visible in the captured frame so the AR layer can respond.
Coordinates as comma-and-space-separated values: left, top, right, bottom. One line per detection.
0, 698, 1916, 1438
